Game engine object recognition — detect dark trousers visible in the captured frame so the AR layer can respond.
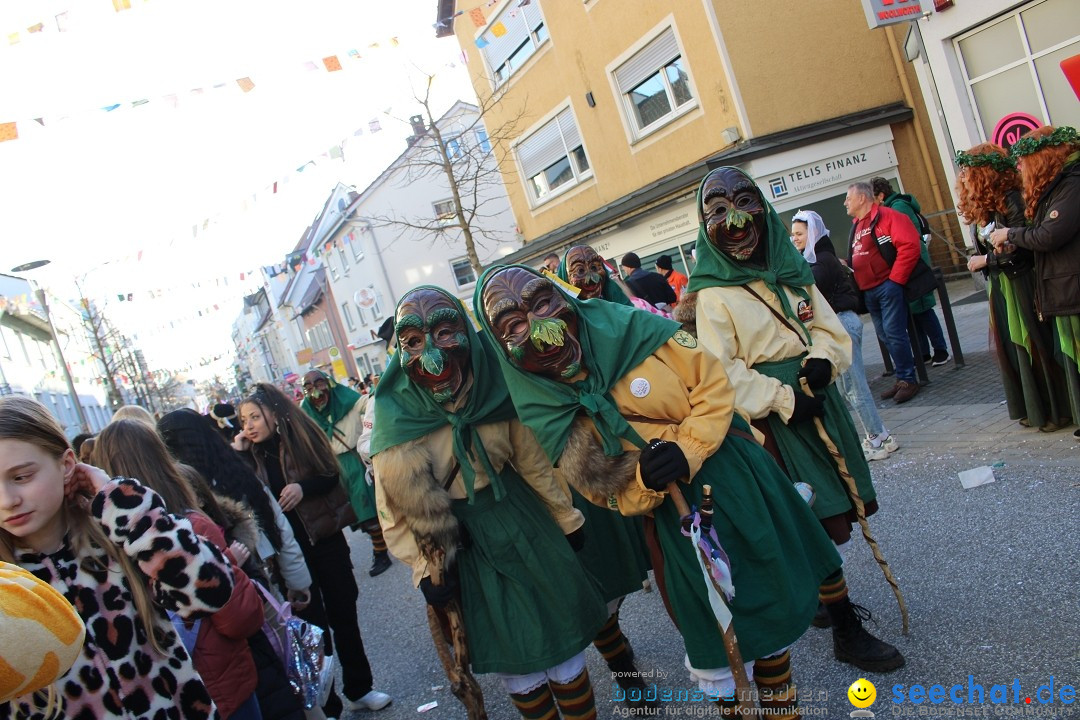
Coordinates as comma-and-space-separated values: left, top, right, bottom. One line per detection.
294, 530, 374, 701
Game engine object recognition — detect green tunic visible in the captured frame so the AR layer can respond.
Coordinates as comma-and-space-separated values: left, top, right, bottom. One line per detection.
755, 355, 876, 521
453, 475, 608, 674
572, 489, 650, 604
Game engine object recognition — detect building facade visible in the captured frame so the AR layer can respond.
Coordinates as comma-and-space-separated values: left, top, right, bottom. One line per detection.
907, 0, 1078, 228
442, 0, 966, 275
322, 101, 521, 376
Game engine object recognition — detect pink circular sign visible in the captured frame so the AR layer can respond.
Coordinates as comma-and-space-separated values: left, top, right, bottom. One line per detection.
992, 112, 1042, 150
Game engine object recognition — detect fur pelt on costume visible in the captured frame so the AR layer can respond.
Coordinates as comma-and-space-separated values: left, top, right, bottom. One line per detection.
672, 290, 698, 338
215, 492, 261, 555
375, 437, 461, 567
559, 419, 640, 500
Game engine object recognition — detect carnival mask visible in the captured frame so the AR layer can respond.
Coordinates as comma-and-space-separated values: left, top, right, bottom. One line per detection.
482, 268, 583, 381
700, 167, 767, 263
565, 246, 607, 300
395, 289, 471, 403
302, 371, 331, 411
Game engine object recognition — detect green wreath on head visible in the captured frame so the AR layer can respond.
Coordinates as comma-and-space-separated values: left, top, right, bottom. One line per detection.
954, 149, 1016, 173
1009, 126, 1079, 158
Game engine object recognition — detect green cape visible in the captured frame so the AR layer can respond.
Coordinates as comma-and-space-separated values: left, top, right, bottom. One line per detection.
556, 247, 632, 305
299, 370, 361, 437
687, 169, 815, 341
369, 287, 517, 502
473, 264, 678, 464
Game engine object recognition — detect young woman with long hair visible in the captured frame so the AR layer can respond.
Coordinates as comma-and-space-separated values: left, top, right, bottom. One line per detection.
990, 125, 1080, 436
0, 395, 233, 720
92, 420, 265, 720
237, 384, 390, 718
957, 142, 1069, 432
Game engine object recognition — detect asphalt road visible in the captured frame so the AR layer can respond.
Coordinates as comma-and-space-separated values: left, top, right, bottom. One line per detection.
339, 452, 1079, 720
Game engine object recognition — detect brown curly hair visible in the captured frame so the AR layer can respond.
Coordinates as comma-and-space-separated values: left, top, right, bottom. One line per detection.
1018, 126, 1080, 220
955, 143, 1020, 227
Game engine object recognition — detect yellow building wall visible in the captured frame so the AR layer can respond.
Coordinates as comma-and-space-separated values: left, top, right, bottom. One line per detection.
455, 0, 743, 242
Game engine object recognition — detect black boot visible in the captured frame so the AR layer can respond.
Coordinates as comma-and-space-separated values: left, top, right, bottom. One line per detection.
606, 648, 646, 691
369, 551, 392, 577
828, 597, 905, 672
812, 601, 831, 628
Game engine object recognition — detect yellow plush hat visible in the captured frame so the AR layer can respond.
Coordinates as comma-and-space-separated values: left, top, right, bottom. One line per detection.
0, 561, 85, 702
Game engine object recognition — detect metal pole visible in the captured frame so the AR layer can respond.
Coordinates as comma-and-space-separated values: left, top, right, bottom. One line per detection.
35, 288, 90, 433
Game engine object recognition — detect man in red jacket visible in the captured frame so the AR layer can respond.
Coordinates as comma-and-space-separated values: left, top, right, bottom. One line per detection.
845, 181, 921, 404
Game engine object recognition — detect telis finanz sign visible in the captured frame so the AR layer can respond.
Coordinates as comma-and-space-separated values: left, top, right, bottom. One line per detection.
860, 0, 925, 29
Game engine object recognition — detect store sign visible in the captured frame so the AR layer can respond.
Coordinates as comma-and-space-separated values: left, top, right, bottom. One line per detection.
992, 112, 1041, 151
763, 143, 895, 202
859, 0, 925, 29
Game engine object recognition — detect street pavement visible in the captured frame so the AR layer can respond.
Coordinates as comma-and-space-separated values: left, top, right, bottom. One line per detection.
338, 277, 1079, 720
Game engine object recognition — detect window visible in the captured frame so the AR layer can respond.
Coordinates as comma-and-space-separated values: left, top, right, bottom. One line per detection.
326, 251, 339, 281
445, 136, 463, 161
482, 1, 548, 86
956, 0, 1080, 139
433, 199, 457, 226
348, 228, 365, 261
337, 245, 349, 272
451, 258, 476, 288
306, 321, 333, 351
517, 107, 591, 203
476, 128, 491, 153
342, 302, 356, 332
614, 27, 695, 137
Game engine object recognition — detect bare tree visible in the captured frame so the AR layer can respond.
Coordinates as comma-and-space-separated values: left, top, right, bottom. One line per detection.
78, 295, 125, 410
371, 74, 527, 275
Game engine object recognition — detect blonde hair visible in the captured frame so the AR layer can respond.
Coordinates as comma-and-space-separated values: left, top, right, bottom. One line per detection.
93, 420, 199, 516
110, 404, 157, 429
0, 396, 168, 655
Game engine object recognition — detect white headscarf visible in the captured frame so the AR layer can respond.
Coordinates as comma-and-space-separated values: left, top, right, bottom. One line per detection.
791, 209, 829, 265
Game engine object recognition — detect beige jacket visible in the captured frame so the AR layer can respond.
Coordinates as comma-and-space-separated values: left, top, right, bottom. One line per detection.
695, 281, 852, 422
372, 412, 584, 587
567, 336, 750, 517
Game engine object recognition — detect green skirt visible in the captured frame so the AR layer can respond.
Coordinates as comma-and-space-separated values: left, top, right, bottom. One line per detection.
452, 473, 608, 675
572, 488, 650, 604
652, 415, 841, 669
338, 450, 377, 524
756, 356, 876, 521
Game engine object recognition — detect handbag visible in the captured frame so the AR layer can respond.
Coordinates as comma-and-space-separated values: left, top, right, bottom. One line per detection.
253, 581, 329, 709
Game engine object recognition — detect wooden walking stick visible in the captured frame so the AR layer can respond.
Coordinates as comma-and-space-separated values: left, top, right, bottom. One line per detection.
798, 378, 910, 635
666, 480, 755, 713
419, 544, 487, 720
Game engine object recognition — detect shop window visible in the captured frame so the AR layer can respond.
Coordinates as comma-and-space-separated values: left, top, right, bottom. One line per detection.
482, 1, 548, 86
451, 258, 476, 288
517, 107, 592, 204
956, 0, 1080, 138
614, 27, 696, 139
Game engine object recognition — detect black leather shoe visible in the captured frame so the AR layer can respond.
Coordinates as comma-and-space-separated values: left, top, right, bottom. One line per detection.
828, 598, 905, 672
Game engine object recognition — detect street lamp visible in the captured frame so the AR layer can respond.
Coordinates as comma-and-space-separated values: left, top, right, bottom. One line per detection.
10, 259, 91, 433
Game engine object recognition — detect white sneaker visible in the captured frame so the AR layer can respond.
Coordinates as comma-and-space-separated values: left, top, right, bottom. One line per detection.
863, 444, 889, 461
863, 434, 899, 454
348, 690, 392, 711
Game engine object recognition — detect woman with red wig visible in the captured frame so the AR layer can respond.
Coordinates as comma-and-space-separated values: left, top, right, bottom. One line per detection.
958, 142, 1070, 431
990, 126, 1080, 437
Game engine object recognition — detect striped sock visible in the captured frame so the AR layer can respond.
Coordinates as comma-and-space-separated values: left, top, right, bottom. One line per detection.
509, 684, 558, 720
549, 671, 597, 720
593, 612, 628, 662
753, 650, 799, 720
819, 570, 848, 606
363, 521, 388, 554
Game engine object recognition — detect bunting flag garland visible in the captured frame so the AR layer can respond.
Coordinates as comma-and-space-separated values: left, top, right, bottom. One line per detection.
490, 22, 507, 37
322, 55, 342, 72
236, 77, 255, 93
0, 123, 17, 142
469, 7, 486, 27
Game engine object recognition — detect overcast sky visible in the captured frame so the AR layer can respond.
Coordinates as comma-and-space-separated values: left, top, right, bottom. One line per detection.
0, 0, 477, 378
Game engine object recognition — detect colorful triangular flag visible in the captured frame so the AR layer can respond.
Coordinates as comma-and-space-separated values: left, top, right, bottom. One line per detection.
469, 7, 486, 27
323, 55, 342, 72
490, 21, 507, 37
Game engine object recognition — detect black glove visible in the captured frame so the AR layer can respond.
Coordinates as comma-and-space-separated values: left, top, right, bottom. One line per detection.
638, 439, 690, 491
798, 358, 832, 390
788, 394, 825, 424
565, 527, 586, 552
419, 573, 458, 608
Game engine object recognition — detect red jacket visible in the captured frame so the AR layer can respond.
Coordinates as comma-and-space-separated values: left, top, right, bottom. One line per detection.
187, 512, 265, 719
849, 204, 922, 291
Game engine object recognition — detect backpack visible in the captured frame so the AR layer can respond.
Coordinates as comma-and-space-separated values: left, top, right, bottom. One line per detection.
913, 211, 931, 246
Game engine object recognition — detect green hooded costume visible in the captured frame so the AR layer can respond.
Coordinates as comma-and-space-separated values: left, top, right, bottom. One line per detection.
475, 265, 840, 669
299, 370, 376, 523
688, 169, 876, 529
556, 247, 633, 305
370, 287, 606, 674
